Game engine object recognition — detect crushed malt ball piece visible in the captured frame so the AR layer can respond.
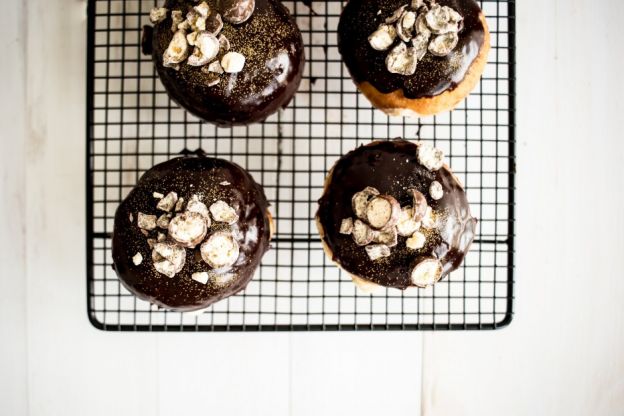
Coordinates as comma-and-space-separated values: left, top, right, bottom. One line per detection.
365, 244, 391, 261
352, 219, 374, 246
149, 7, 168, 24
156, 191, 178, 212
417, 142, 444, 171
365, 195, 400, 230
137, 212, 157, 231
209, 200, 238, 224
368, 24, 397, 51
132, 252, 143, 266
410, 258, 442, 287
200, 230, 240, 269
396, 206, 421, 236
372, 227, 398, 247
339, 217, 354, 235
163, 30, 189, 67
191, 271, 210, 284
351, 186, 380, 220
152, 242, 186, 278
429, 180, 443, 200
405, 231, 426, 250
221, 0, 255, 25
168, 211, 208, 248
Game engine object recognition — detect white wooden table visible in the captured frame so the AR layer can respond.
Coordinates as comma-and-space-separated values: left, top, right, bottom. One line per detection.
2, 0, 624, 414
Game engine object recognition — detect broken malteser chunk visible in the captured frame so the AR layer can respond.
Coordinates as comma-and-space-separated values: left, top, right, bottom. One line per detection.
396, 206, 421, 236
218, 35, 230, 52
207, 60, 224, 74
163, 30, 189, 68
410, 258, 442, 287
352, 219, 374, 246
368, 24, 397, 51
175, 197, 185, 212
200, 230, 240, 269
339, 217, 354, 235
418, 142, 444, 171
372, 227, 398, 247
385, 42, 417, 76
421, 206, 436, 229
157, 213, 171, 229
157, 232, 166, 242
428, 32, 459, 57
209, 200, 238, 224
152, 241, 186, 278
351, 186, 380, 220
409, 189, 428, 221
149, 7, 168, 24
188, 32, 220, 66
168, 211, 208, 248
132, 252, 143, 266
366, 195, 400, 229
406, 231, 426, 250
385, 5, 407, 24
221, 0, 255, 25
429, 180, 443, 200
425, 4, 462, 35
157, 191, 178, 212
211, 271, 238, 286
186, 196, 211, 224
205, 12, 224, 35
194, 1, 210, 18
221, 52, 246, 73
396, 10, 416, 42
191, 271, 210, 284
365, 244, 391, 261
170, 10, 184, 33
137, 212, 157, 230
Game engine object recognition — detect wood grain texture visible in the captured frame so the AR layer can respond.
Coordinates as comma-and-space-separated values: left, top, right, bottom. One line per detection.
0, 0, 28, 414
421, 0, 624, 414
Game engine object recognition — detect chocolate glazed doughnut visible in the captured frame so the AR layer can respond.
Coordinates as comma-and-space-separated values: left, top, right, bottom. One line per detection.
337, 0, 489, 117
147, 0, 305, 126
316, 140, 477, 290
112, 155, 272, 311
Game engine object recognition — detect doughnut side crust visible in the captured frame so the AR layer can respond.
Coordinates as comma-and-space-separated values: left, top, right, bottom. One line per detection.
357, 13, 490, 116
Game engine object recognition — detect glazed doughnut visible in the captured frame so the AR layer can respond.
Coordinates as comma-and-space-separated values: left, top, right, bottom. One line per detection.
145, 0, 305, 126
316, 139, 477, 290
112, 155, 272, 311
337, 0, 489, 117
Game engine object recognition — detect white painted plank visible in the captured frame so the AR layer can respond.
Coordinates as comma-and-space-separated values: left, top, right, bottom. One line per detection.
21, 0, 162, 414
421, 0, 624, 414
290, 332, 422, 415
0, 0, 28, 414
157, 333, 290, 416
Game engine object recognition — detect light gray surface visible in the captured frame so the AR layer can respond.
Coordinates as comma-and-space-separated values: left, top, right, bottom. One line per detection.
1, 0, 623, 415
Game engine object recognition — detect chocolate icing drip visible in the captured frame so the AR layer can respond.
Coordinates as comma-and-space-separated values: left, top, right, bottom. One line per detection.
317, 140, 476, 289
151, 0, 305, 126
337, 0, 485, 99
112, 155, 271, 311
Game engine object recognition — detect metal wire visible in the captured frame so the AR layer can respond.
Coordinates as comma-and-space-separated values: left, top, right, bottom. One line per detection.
86, 0, 515, 331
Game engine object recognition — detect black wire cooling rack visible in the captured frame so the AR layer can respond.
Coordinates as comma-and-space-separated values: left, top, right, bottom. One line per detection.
86, 0, 515, 331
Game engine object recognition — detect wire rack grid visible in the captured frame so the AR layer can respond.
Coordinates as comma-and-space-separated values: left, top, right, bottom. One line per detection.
86, 0, 515, 331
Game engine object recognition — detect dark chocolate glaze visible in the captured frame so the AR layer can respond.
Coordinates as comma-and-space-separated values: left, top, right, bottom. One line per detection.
151, 0, 305, 127
316, 140, 476, 289
112, 155, 271, 311
337, 0, 485, 99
